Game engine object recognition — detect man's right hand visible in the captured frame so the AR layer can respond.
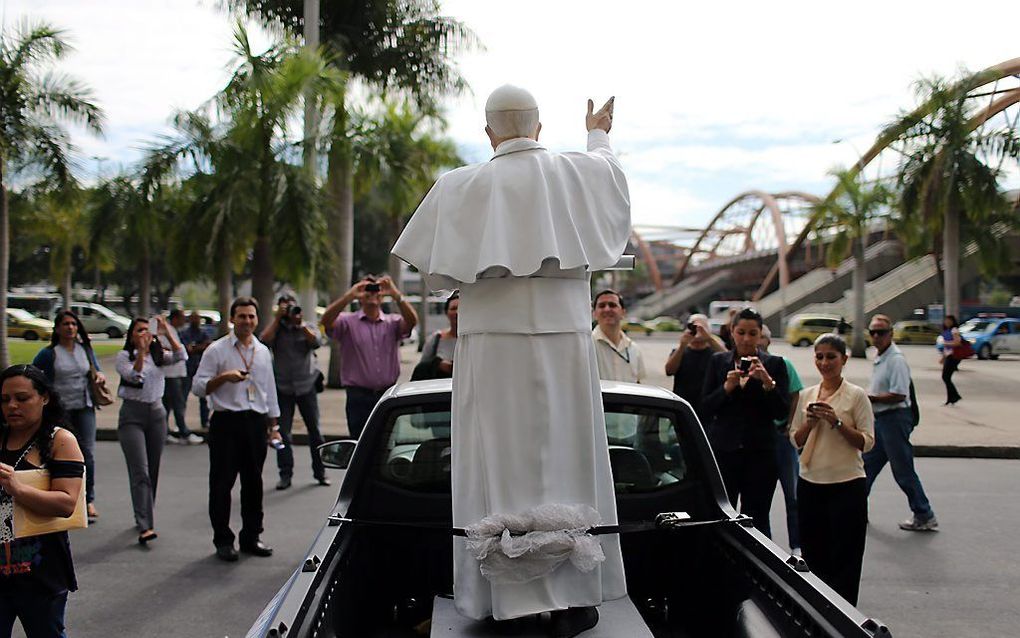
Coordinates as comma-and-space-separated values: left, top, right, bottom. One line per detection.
586, 97, 615, 133
222, 369, 248, 384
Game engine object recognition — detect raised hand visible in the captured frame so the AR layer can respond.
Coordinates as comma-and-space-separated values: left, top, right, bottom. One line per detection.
586, 96, 615, 133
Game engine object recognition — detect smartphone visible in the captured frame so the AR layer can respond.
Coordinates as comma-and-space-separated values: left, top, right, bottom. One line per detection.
739, 356, 754, 374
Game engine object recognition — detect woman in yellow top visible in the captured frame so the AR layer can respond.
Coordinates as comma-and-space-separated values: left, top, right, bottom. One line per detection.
790, 333, 875, 605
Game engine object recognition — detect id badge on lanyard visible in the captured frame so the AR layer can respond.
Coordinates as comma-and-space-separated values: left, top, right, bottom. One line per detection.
246, 383, 258, 403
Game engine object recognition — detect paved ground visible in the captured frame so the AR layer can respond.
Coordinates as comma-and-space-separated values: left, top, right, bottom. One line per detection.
89, 333, 1020, 455
13, 445, 1018, 638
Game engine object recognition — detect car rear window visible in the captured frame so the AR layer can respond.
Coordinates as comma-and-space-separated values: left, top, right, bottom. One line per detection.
373, 405, 687, 495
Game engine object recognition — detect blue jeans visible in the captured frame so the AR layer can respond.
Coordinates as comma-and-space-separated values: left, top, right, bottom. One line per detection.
344, 387, 386, 439
0, 589, 67, 638
774, 429, 801, 550
276, 391, 326, 480
162, 377, 192, 437
66, 408, 96, 505
864, 408, 934, 521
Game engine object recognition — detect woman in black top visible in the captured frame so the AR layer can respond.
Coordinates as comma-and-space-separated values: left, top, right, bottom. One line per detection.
701, 308, 789, 537
0, 365, 85, 638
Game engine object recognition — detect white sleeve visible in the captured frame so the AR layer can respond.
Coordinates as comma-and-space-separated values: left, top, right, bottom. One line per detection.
191, 342, 219, 397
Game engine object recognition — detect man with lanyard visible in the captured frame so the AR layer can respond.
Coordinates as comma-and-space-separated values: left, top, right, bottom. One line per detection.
320, 275, 417, 438
863, 314, 937, 532
591, 289, 646, 383
192, 297, 283, 562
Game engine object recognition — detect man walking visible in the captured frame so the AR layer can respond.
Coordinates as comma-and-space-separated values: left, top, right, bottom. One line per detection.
180, 311, 211, 430
863, 314, 938, 531
591, 289, 646, 383
261, 294, 328, 490
320, 275, 416, 439
192, 297, 282, 561
160, 309, 202, 444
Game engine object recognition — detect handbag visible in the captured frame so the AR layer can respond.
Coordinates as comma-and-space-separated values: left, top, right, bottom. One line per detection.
951, 339, 975, 360
86, 346, 114, 407
410, 333, 448, 381
13, 468, 88, 538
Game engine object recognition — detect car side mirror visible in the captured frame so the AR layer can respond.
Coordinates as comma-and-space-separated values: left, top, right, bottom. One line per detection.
318, 440, 357, 470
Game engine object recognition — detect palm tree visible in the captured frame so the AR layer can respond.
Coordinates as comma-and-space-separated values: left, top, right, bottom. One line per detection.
812, 168, 892, 358
353, 101, 461, 279
16, 184, 89, 310
0, 20, 103, 367
229, 0, 476, 384
893, 74, 1020, 318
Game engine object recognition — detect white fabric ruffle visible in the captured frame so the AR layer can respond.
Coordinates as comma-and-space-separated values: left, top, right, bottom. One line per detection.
464, 504, 606, 585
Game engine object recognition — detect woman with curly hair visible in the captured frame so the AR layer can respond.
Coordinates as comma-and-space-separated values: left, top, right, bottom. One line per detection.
0, 364, 85, 637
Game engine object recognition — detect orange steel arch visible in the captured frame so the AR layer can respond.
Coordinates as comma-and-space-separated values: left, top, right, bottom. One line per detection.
754, 57, 1020, 297
630, 229, 663, 291
674, 191, 818, 288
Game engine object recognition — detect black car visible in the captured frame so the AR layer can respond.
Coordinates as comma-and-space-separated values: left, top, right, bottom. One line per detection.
248, 380, 891, 638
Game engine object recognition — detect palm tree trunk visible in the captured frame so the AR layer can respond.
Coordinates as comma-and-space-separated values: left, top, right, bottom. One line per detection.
851, 235, 867, 358
140, 246, 152, 318
61, 262, 72, 312
325, 108, 354, 388
943, 206, 960, 318
252, 234, 275, 323
0, 163, 10, 368
217, 255, 232, 337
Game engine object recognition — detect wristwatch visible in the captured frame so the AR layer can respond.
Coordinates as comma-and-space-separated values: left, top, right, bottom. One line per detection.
831, 418, 844, 430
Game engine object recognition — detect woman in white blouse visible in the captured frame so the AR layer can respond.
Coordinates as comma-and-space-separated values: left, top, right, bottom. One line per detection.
115, 315, 185, 545
790, 333, 875, 605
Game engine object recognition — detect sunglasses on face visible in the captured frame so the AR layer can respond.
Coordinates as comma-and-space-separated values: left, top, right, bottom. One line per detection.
868, 329, 891, 337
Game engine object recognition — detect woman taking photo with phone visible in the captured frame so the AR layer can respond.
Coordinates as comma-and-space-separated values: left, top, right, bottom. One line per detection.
790, 333, 875, 604
0, 365, 85, 637
115, 316, 185, 545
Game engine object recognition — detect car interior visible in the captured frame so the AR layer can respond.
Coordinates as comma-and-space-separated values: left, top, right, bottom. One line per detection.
311, 399, 802, 638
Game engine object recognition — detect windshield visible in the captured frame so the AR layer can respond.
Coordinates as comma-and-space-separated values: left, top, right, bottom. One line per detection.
7, 309, 36, 321
373, 404, 687, 494
960, 320, 993, 333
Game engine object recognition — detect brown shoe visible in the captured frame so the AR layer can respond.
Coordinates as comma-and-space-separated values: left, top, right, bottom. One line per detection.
87, 503, 99, 523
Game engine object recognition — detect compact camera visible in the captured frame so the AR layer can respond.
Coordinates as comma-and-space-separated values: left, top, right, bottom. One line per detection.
364, 283, 382, 293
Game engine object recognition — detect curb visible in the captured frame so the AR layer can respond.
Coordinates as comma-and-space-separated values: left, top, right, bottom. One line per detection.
95, 428, 1020, 459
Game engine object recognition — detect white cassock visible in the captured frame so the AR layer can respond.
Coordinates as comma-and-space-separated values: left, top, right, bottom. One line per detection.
392, 129, 630, 621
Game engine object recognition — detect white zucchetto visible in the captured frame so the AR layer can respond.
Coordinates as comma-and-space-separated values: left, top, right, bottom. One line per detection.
485, 84, 538, 112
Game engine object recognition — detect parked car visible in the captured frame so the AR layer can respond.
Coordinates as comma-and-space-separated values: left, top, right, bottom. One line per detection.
6, 293, 60, 317
622, 319, 653, 336
52, 302, 131, 339
5, 308, 53, 341
959, 316, 1020, 360
249, 380, 890, 638
893, 320, 941, 345
785, 314, 867, 347
643, 316, 684, 332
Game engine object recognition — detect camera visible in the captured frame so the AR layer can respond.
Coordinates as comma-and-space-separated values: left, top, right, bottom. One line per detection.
739, 356, 754, 375
687, 323, 697, 335
365, 283, 381, 293
289, 305, 302, 317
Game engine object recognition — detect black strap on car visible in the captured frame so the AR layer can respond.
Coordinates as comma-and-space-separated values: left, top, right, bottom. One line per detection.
326, 511, 742, 537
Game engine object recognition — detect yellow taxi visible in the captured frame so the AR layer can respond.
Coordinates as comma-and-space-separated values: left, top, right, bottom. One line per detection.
5, 308, 54, 341
893, 320, 941, 345
785, 313, 869, 347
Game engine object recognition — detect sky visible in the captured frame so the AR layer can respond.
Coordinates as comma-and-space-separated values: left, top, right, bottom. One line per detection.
6, 0, 1020, 235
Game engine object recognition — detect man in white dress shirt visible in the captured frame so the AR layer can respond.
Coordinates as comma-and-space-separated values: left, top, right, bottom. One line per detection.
192, 297, 282, 562
393, 86, 629, 637
591, 289, 646, 383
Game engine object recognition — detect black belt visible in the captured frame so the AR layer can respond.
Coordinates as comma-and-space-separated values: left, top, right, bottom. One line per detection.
326, 511, 744, 537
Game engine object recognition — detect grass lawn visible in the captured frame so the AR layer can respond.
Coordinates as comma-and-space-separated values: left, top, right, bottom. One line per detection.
5, 340, 123, 365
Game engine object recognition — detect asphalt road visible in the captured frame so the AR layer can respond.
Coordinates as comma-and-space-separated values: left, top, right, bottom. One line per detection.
10, 443, 1016, 638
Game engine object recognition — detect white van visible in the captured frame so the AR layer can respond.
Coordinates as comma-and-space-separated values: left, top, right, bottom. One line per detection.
53, 302, 132, 338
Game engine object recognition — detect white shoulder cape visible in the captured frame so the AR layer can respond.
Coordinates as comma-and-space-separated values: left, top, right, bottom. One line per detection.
392, 130, 630, 292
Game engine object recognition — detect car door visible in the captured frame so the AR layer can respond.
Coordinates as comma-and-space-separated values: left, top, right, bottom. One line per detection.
76, 305, 99, 332
6, 314, 22, 337
1003, 322, 1020, 353
990, 322, 1011, 353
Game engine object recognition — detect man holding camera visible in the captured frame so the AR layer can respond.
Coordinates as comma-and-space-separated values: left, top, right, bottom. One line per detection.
321, 275, 417, 438
665, 313, 725, 420
591, 289, 646, 383
260, 294, 328, 490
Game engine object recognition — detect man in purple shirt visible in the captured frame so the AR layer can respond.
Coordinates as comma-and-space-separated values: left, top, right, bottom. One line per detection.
321, 275, 418, 437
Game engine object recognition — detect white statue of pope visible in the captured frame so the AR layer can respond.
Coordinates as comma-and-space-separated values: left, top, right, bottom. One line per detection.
392, 85, 630, 635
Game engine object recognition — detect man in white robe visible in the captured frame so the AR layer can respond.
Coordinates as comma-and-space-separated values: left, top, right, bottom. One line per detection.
392, 85, 629, 636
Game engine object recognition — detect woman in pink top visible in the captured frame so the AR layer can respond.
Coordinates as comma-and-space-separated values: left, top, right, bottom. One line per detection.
790, 333, 875, 605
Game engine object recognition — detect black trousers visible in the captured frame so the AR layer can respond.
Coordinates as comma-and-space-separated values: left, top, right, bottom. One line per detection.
942, 356, 962, 403
715, 448, 778, 538
798, 477, 868, 605
208, 410, 268, 548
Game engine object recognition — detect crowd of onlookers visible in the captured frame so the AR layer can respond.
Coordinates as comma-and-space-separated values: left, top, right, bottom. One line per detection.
0, 280, 947, 634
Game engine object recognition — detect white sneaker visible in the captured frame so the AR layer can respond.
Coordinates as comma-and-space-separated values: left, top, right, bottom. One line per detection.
899, 515, 938, 531
184, 433, 205, 445
165, 434, 180, 445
